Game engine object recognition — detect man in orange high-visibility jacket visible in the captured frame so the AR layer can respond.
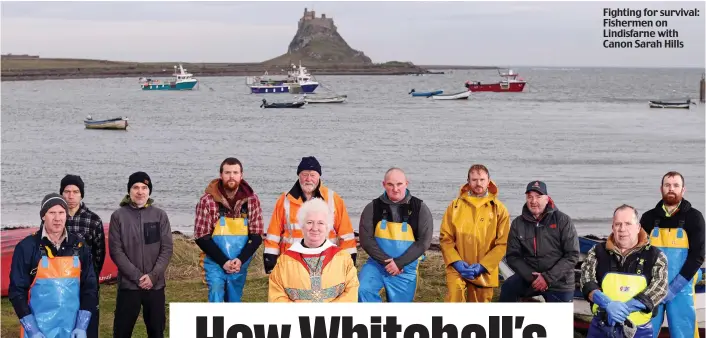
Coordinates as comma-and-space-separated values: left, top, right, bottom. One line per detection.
263, 156, 357, 274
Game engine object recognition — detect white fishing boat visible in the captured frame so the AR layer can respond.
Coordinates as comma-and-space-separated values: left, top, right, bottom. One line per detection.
84, 116, 129, 130
431, 90, 471, 100
303, 94, 347, 104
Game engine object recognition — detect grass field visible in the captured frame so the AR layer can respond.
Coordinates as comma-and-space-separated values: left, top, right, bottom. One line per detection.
1, 234, 590, 337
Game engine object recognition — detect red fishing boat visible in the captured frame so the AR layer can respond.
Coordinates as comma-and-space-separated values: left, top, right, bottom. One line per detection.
464, 69, 527, 92
1, 223, 118, 296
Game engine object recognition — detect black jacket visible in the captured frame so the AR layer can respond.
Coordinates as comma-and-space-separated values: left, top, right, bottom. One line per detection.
506, 198, 579, 292
9, 226, 98, 319
640, 199, 705, 281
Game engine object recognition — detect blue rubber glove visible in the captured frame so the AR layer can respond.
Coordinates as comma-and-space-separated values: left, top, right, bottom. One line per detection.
605, 301, 630, 326
664, 275, 689, 303
71, 310, 91, 338
467, 263, 487, 277
452, 261, 474, 279
591, 290, 612, 309
625, 298, 647, 313
19, 314, 46, 338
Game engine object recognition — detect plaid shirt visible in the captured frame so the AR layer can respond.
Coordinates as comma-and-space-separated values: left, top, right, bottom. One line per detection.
66, 202, 106, 275
194, 192, 265, 239
580, 233, 668, 337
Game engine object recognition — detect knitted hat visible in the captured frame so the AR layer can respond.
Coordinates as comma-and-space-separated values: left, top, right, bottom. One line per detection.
40, 193, 69, 219
127, 171, 152, 194
60, 174, 85, 197
297, 156, 321, 176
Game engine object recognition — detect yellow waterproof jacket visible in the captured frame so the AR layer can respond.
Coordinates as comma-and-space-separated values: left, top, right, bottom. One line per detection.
268, 241, 359, 302
439, 180, 511, 287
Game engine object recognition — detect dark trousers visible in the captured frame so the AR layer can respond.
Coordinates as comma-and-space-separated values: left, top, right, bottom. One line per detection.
87, 283, 99, 338
499, 274, 574, 302
113, 288, 166, 338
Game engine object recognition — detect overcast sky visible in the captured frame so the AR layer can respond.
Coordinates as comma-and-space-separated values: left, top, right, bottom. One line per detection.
1, 1, 704, 67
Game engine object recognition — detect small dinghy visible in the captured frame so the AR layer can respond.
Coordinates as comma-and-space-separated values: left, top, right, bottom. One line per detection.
303, 94, 347, 104
649, 98, 695, 109
260, 98, 305, 109
431, 90, 471, 100
84, 115, 128, 130
409, 89, 443, 97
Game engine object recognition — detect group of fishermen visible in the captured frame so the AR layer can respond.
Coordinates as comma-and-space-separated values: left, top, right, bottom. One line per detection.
7, 156, 705, 338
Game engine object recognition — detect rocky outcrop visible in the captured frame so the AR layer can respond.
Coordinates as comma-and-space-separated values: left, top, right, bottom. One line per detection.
264, 8, 373, 65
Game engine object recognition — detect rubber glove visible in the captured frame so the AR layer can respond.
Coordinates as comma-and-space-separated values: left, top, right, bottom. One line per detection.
594, 290, 629, 325
606, 301, 630, 326
71, 310, 91, 338
625, 299, 647, 313
468, 263, 487, 277
452, 261, 473, 279
664, 275, 689, 303
19, 314, 46, 338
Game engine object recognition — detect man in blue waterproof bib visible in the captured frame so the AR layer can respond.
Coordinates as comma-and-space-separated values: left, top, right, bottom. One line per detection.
9, 193, 98, 338
580, 204, 669, 338
357, 167, 433, 302
640, 171, 705, 338
193, 157, 265, 302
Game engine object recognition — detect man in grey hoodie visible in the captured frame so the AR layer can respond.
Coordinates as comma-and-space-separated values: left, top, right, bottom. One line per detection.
109, 172, 173, 338
358, 167, 433, 302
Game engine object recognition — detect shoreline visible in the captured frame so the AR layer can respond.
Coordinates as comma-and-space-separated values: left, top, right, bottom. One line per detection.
0, 58, 499, 82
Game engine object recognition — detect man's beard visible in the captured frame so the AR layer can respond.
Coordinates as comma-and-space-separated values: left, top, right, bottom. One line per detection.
663, 192, 682, 206
224, 180, 239, 192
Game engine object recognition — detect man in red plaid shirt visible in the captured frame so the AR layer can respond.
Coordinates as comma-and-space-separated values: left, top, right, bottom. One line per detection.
193, 157, 264, 302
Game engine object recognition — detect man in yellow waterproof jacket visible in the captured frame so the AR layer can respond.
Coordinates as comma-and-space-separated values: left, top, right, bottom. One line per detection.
440, 164, 511, 302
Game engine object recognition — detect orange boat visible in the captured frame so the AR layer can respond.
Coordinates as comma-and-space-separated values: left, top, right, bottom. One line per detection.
1, 223, 118, 296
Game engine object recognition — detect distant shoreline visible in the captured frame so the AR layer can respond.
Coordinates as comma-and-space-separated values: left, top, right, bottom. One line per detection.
0, 57, 500, 82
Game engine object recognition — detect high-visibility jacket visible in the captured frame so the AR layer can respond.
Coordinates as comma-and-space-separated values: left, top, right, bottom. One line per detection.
264, 183, 357, 259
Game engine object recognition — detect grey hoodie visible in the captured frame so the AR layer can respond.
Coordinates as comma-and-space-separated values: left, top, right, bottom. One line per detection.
358, 191, 433, 268
108, 197, 173, 290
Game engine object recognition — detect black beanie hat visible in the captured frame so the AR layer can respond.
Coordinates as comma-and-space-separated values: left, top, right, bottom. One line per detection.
60, 174, 85, 198
297, 156, 321, 176
127, 171, 152, 194
40, 193, 69, 219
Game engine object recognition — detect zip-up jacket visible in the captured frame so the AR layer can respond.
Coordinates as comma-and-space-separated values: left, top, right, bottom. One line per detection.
505, 198, 579, 292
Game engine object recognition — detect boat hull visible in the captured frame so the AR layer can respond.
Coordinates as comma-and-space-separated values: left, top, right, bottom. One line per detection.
467, 82, 526, 92
1, 224, 119, 296
262, 102, 306, 108
84, 118, 128, 130
250, 83, 318, 94
305, 95, 347, 104
141, 80, 198, 91
649, 101, 691, 109
411, 90, 443, 97
431, 91, 471, 100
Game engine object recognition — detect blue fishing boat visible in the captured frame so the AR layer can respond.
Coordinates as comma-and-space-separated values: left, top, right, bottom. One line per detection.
139, 64, 198, 90
409, 89, 443, 97
246, 62, 319, 94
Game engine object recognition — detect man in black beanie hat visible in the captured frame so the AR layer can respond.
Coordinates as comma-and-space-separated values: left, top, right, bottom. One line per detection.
109, 172, 172, 338
60, 174, 105, 338
263, 156, 357, 274
9, 193, 98, 338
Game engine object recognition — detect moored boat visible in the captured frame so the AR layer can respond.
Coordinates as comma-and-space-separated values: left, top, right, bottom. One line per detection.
431, 90, 471, 100
649, 99, 694, 109
260, 98, 306, 109
246, 62, 319, 94
303, 94, 347, 104
409, 89, 443, 97
84, 116, 128, 130
465, 69, 527, 92
139, 64, 198, 90
1, 224, 119, 296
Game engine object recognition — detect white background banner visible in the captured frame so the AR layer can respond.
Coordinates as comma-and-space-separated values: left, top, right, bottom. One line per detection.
170, 303, 574, 338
